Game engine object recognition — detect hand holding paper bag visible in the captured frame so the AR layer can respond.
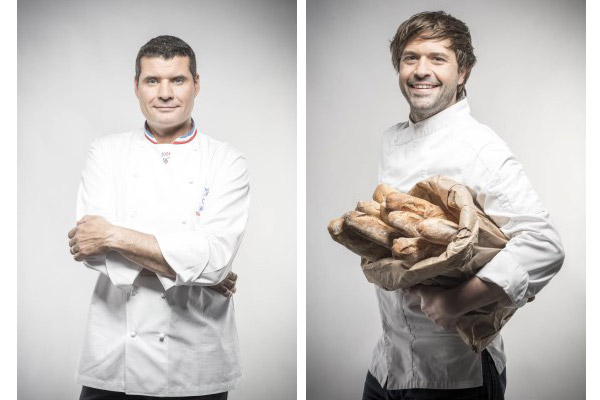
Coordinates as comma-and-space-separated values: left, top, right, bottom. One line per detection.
328, 175, 522, 352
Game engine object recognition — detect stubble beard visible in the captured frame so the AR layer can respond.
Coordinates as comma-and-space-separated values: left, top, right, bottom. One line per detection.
401, 82, 459, 123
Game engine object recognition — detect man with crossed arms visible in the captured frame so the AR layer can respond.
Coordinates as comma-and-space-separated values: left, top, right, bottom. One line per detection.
68, 35, 249, 399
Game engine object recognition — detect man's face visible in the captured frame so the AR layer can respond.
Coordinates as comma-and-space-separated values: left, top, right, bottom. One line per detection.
398, 37, 466, 122
135, 56, 199, 130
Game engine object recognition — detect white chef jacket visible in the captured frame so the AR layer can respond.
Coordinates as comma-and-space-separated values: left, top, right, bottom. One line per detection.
74, 122, 250, 397
369, 99, 564, 390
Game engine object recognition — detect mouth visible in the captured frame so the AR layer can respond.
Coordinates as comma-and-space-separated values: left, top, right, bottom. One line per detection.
153, 106, 179, 112
407, 83, 440, 94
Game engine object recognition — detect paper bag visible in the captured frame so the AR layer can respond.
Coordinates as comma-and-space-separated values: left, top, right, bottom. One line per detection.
361, 175, 519, 352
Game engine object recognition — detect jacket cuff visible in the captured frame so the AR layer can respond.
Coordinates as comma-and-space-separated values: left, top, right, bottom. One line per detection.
82, 255, 109, 276
105, 252, 142, 288
154, 231, 211, 290
475, 250, 529, 307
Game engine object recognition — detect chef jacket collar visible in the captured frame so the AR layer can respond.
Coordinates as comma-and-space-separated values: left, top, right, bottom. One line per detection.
144, 118, 197, 144
407, 98, 470, 137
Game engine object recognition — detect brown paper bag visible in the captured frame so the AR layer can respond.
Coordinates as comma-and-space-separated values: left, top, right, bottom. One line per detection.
361, 175, 519, 352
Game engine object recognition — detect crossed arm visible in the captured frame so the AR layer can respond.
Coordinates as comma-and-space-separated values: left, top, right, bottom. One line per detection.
68, 215, 237, 297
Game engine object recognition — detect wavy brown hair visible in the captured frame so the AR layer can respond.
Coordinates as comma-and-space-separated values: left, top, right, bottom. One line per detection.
390, 11, 476, 99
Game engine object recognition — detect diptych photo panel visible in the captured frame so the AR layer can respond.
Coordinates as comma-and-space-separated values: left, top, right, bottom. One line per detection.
307, 0, 584, 399
15, 0, 587, 399
18, 0, 296, 399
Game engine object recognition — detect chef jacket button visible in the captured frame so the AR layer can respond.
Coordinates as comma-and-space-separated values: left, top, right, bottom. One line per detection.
159, 333, 166, 341
188, 180, 194, 184
181, 220, 187, 225
161, 293, 166, 299
130, 331, 137, 338
130, 211, 136, 218
133, 173, 139, 178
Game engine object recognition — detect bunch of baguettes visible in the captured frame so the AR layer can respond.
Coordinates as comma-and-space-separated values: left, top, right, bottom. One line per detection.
328, 183, 461, 268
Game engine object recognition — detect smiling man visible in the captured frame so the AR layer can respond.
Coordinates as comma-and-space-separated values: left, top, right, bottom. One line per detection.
362, 11, 564, 400
68, 35, 249, 399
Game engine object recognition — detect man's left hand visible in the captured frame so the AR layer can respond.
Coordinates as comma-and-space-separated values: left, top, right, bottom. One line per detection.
68, 215, 114, 261
207, 272, 238, 298
409, 284, 462, 330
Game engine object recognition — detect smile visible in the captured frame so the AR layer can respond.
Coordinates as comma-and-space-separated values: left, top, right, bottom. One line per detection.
409, 84, 439, 89
154, 106, 179, 111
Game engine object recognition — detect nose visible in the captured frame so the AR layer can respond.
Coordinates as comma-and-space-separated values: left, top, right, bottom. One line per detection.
414, 57, 431, 78
158, 81, 174, 101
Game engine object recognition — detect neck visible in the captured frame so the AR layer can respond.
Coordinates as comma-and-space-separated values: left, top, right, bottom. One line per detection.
146, 118, 193, 144
409, 110, 432, 123
409, 98, 459, 123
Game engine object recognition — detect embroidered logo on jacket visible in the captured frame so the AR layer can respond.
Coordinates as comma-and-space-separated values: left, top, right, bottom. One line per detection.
161, 151, 171, 164
195, 187, 210, 216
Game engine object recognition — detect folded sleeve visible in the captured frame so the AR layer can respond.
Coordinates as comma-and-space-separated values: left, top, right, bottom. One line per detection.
76, 138, 142, 287
154, 149, 250, 290
471, 147, 565, 307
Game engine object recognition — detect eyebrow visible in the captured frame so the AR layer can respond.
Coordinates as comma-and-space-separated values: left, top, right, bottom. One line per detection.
142, 75, 189, 81
401, 50, 450, 59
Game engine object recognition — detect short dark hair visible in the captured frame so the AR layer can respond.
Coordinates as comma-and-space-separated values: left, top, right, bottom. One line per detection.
135, 35, 197, 83
390, 11, 476, 99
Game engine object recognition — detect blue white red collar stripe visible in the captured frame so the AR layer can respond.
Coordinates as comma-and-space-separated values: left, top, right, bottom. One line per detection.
144, 119, 197, 144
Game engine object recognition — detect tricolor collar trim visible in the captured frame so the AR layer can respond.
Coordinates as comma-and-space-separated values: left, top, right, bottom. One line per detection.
144, 119, 197, 144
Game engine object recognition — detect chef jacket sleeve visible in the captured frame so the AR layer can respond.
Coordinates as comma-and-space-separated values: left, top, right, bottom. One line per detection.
154, 149, 250, 290
471, 144, 565, 307
76, 138, 142, 287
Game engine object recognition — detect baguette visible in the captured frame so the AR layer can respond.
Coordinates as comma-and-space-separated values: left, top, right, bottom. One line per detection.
373, 183, 398, 203
327, 218, 391, 261
391, 237, 446, 264
385, 192, 448, 219
417, 218, 459, 245
356, 200, 381, 217
344, 211, 403, 249
386, 211, 424, 237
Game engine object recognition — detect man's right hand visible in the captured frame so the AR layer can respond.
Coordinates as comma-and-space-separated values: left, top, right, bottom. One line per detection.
207, 272, 238, 297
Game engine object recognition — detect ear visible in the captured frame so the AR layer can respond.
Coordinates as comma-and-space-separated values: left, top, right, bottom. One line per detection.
133, 77, 139, 98
458, 68, 467, 86
194, 74, 200, 97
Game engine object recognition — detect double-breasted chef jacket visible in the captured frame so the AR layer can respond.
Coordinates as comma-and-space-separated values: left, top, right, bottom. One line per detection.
75, 120, 250, 397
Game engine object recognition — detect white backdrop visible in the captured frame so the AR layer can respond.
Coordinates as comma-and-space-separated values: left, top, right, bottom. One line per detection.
307, 1, 585, 399
17, 0, 297, 399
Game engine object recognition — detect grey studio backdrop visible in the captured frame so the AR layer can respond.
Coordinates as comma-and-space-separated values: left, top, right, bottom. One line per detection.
307, 1, 584, 400
18, 0, 296, 399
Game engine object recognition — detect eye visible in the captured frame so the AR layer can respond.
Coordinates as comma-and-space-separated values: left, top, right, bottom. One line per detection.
174, 77, 185, 84
402, 55, 417, 62
433, 56, 446, 63
146, 78, 158, 85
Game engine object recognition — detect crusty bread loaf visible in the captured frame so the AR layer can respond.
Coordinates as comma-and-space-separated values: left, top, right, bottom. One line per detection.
391, 237, 446, 264
373, 183, 398, 203
344, 210, 403, 249
379, 197, 392, 225
417, 218, 459, 245
328, 218, 391, 261
356, 200, 381, 217
386, 211, 424, 237
385, 192, 448, 219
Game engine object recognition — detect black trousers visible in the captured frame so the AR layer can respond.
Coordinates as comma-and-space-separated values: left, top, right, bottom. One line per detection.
79, 386, 228, 400
362, 350, 507, 400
